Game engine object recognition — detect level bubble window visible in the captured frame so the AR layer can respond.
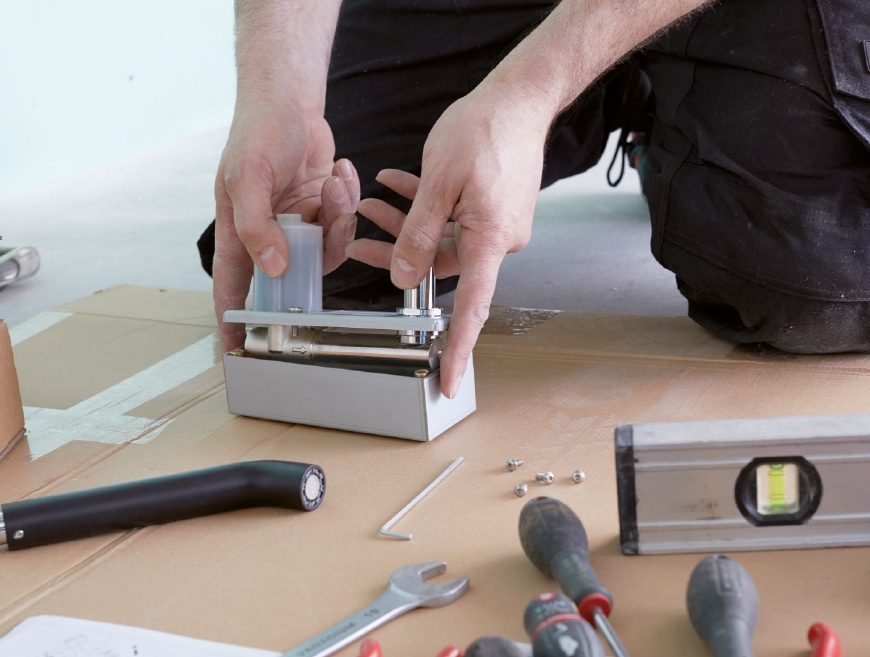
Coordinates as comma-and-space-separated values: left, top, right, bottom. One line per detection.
756, 462, 799, 515
734, 456, 822, 526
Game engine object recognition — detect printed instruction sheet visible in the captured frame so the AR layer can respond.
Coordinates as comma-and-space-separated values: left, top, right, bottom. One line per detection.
0, 615, 281, 657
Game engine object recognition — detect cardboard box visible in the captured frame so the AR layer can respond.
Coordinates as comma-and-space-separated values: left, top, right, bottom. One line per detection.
2, 285, 870, 656
0, 319, 25, 460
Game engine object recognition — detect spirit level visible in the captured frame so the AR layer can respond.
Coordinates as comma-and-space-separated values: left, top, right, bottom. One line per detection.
615, 412, 870, 554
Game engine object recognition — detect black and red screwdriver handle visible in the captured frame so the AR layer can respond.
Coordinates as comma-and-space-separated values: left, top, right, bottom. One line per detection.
0, 460, 325, 550
518, 496, 612, 622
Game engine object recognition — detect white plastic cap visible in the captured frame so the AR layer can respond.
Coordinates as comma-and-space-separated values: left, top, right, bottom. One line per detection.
277, 213, 303, 227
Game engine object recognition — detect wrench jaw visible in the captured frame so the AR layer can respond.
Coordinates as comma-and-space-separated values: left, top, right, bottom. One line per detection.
419, 575, 470, 608
390, 561, 471, 608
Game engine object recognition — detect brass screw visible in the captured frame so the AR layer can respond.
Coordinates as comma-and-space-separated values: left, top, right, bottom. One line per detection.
414, 369, 429, 378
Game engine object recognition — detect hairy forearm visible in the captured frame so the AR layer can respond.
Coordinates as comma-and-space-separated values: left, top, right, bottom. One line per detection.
479, 0, 713, 130
234, 0, 343, 113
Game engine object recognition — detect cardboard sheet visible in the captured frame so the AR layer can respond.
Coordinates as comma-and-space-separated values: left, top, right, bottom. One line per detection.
0, 320, 24, 460
2, 285, 870, 656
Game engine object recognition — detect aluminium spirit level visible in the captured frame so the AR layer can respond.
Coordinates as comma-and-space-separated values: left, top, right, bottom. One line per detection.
615, 412, 870, 554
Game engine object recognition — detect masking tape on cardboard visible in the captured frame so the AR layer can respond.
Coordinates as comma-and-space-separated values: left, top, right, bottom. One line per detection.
8, 311, 73, 346
23, 334, 220, 460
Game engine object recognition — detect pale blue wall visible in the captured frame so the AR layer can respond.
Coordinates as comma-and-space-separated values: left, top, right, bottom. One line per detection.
0, 1, 236, 196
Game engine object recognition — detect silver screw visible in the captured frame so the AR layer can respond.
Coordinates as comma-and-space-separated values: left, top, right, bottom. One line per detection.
514, 483, 528, 497
571, 470, 586, 484
13, 530, 24, 540
506, 458, 524, 472
535, 471, 555, 485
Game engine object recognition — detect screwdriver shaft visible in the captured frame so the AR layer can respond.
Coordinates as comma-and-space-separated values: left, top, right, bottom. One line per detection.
593, 608, 630, 657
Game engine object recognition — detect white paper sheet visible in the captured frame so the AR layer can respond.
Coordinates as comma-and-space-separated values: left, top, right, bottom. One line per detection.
0, 615, 282, 657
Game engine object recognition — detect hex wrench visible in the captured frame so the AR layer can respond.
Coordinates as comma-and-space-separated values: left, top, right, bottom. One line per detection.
379, 457, 463, 539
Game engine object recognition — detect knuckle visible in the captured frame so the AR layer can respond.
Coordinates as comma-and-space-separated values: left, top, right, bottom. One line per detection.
511, 223, 532, 251
401, 221, 440, 256
467, 300, 491, 328
223, 154, 273, 196
234, 221, 262, 245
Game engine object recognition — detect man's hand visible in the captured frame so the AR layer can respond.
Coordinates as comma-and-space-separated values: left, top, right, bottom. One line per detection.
348, 88, 550, 398
213, 108, 359, 353
349, 0, 710, 398
213, 0, 350, 353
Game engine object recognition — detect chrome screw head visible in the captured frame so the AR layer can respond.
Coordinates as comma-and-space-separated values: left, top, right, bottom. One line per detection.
535, 471, 555, 485
506, 458, 524, 472
514, 483, 528, 497
571, 470, 586, 484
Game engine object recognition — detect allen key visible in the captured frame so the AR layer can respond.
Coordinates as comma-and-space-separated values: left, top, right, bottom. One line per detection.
379, 456, 464, 540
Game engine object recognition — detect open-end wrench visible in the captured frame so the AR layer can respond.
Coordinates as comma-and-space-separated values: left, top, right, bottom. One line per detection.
282, 561, 470, 657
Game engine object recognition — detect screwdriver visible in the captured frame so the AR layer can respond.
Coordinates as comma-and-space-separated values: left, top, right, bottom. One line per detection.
357, 638, 464, 657
518, 497, 630, 657
462, 593, 606, 657
686, 554, 759, 657
808, 622, 841, 657
523, 592, 605, 657
464, 635, 529, 656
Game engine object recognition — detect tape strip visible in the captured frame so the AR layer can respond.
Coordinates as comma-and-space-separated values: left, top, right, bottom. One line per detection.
23, 334, 220, 460
9, 311, 73, 346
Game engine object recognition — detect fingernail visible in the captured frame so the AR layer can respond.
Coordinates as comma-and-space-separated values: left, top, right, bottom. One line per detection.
445, 373, 463, 399
327, 177, 347, 203
392, 257, 418, 288
258, 246, 286, 277
337, 159, 353, 180
345, 220, 356, 243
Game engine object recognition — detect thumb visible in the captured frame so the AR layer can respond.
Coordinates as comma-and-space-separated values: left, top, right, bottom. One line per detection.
225, 168, 289, 277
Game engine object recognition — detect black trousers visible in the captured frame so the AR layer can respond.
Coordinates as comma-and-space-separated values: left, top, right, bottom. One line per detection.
642, 0, 870, 352
202, 0, 870, 353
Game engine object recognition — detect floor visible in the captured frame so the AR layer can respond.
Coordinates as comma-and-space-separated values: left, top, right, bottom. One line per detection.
0, 126, 687, 329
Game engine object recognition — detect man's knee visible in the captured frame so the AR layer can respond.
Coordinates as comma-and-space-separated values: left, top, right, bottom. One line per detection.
672, 254, 870, 355
637, 0, 870, 356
